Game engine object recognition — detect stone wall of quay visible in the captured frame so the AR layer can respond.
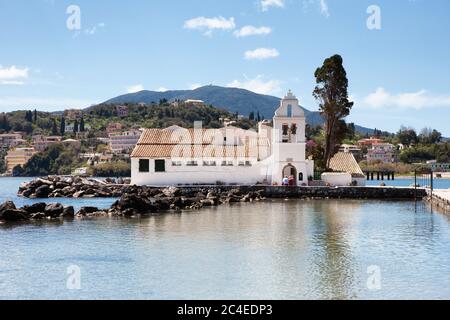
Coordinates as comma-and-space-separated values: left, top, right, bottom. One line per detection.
18, 176, 426, 200
428, 192, 450, 214
159, 185, 426, 200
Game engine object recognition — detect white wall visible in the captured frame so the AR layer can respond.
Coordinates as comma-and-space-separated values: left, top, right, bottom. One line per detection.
131, 158, 272, 186
321, 172, 352, 187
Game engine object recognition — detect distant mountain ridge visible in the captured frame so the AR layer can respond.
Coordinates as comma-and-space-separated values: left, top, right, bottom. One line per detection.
103, 85, 375, 134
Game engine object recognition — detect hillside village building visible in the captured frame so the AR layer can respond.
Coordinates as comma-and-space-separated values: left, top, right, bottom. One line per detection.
131, 91, 314, 186
5, 148, 36, 173
109, 130, 142, 154
32, 135, 62, 152
366, 142, 396, 163
0, 133, 25, 149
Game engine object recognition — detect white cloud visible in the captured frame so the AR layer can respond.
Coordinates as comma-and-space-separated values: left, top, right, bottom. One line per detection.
244, 48, 279, 60
0, 97, 94, 111
319, 0, 330, 17
127, 84, 144, 93
183, 16, 235, 36
157, 87, 168, 92
0, 65, 29, 85
261, 0, 285, 12
234, 25, 272, 38
363, 87, 450, 109
227, 75, 282, 95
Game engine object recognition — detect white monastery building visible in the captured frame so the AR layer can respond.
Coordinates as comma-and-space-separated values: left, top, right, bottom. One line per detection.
131, 91, 314, 186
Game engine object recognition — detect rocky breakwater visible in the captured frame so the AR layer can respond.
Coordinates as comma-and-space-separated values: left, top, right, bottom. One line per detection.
109, 186, 267, 217
0, 201, 76, 222
18, 176, 126, 198
2, 186, 266, 223
0, 200, 120, 223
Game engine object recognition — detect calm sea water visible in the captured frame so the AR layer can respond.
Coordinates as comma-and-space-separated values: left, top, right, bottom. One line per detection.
1, 178, 450, 300
367, 178, 450, 189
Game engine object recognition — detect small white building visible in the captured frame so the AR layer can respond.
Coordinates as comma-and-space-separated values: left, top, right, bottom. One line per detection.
130, 91, 314, 186
185, 99, 205, 107
366, 143, 396, 163
109, 130, 142, 154
324, 152, 366, 186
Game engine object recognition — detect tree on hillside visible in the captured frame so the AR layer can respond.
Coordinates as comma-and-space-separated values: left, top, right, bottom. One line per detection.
0, 114, 11, 132
396, 126, 418, 146
60, 117, 66, 136
51, 118, 58, 136
33, 109, 38, 123
25, 110, 33, 122
80, 117, 85, 132
313, 54, 354, 168
73, 120, 79, 133
419, 127, 442, 144
347, 122, 356, 140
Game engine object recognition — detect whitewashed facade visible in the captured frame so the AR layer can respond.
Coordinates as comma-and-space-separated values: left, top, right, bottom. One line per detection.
131, 91, 314, 186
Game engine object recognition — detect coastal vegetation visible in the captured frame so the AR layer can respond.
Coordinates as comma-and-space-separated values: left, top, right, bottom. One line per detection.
12, 143, 83, 176
0, 101, 256, 138
91, 161, 131, 177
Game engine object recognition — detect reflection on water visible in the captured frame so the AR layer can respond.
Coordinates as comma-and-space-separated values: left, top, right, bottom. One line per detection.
2, 198, 450, 300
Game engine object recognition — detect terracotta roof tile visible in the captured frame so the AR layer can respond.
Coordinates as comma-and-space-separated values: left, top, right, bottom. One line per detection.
131, 128, 271, 160
329, 152, 365, 177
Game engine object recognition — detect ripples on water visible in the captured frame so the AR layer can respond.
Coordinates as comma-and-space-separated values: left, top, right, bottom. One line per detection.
1, 178, 450, 300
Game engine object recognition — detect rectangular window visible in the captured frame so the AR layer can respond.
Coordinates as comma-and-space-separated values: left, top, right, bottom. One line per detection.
155, 159, 166, 172
186, 161, 198, 166
172, 161, 182, 167
139, 159, 150, 172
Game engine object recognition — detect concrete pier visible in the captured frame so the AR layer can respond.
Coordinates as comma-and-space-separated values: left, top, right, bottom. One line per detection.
429, 189, 450, 213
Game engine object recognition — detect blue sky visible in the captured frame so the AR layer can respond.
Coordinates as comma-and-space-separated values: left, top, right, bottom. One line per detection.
0, 0, 449, 135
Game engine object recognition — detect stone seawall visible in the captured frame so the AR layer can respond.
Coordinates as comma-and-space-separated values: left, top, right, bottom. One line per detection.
18, 176, 427, 199
18, 176, 426, 200
166, 186, 426, 200
428, 191, 450, 214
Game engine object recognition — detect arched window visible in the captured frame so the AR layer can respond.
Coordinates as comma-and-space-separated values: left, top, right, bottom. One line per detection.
298, 172, 304, 181
287, 104, 292, 118
291, 124, 297, 135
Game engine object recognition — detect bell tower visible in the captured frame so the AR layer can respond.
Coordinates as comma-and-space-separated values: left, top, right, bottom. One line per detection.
271, 90, 312, 185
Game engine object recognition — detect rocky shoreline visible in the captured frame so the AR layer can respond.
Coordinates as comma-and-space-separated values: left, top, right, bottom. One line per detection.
1, 186, 267, 223
18, 176, 127, 198
2, 176, 427, 224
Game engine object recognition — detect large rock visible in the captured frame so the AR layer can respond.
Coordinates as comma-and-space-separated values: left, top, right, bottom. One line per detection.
0, 201, 16, 212
162, 187, 181, 197
45, 203, 64, 217
72, 191, 85, 198
35, 185, 51, 198
0, 202, 29, 222
0, 201, 17, 220
61, 206, 75, 218
23, 202, 47, 214
76, 207, 99, 216
113, 194, 152, 214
